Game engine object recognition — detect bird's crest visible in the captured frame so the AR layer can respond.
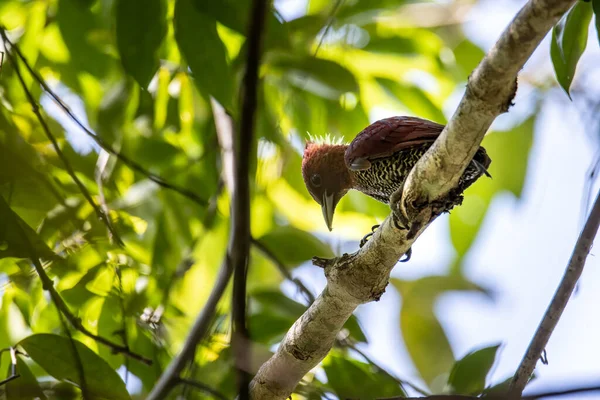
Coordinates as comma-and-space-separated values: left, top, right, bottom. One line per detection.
305, 133, 345, 148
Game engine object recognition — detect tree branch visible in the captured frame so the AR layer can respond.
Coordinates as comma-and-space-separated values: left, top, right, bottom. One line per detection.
147, 0, 269, 394
400, 0, 575, 223
145, 255, 233, 400
249, 0, 576, 398
232, 0, 269, 398
508, 188, 600, 395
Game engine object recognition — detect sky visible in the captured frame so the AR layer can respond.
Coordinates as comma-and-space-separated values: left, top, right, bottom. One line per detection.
278, 0, 600, 397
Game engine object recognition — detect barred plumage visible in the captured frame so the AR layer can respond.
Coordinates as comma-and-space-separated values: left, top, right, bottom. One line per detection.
352, 144, 490, 204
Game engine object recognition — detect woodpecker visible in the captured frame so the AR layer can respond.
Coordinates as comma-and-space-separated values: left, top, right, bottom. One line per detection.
301, 116, 491, 252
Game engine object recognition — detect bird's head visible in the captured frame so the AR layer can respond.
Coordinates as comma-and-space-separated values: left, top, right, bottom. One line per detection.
302, 140, 353, 231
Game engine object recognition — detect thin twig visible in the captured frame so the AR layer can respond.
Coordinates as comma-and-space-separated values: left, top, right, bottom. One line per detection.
0, 26, 209, 208
1, 197, 152, 365
55, 303, 90, 400
0, 31, 123, 246
378, 383, 600, 399
144, 255, 233, 400
115, 265, 130, 386
524, 383, 600, 399
314, 0, 344, 56
251, 238, 316, 304
250, 0, 577, 398
508, 188, 600, 395
342, 340, 429, 397
177, 378, 229, 400
231, 0, 269, 398
0, 347, 20, 387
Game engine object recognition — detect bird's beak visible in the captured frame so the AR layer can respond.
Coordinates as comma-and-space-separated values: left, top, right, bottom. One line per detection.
321, 192, 337, 232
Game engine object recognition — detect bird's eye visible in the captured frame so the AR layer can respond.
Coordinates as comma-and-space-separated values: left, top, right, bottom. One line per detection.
311, 174, 322, 187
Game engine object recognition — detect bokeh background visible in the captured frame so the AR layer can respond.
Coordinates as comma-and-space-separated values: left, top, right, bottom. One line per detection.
0, 0, 599, 398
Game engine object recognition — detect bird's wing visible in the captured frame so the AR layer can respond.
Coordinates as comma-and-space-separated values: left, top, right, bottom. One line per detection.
344, 116, 444, 170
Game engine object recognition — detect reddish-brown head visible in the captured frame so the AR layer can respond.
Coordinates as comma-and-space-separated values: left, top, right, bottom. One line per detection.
302, 142, 353, 231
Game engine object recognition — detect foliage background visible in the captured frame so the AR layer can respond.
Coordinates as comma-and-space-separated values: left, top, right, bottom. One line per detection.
0, 0, 599, 398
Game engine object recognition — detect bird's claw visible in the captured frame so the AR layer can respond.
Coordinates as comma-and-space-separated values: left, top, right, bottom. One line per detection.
360, 224, 380, 248
400, 247, 412, 262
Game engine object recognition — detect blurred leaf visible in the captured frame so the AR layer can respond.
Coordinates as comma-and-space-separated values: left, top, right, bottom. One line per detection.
595, 0, 600, 45
257, 226, 334, 266
115, 0, 167, 88
323, 352, 406, 399
19, 334, 130, 400
250, 291, 367, 344
550, 1, 592, 97
376, 77, 446, 122
56, 0, 112, 77
6, 356, 48, 400
271, 56, 359, 99
174, 0, 233, 109
448, 344, 500, 395
0, 196, 58, 261
392, 276, 487, 388
364, 36, 419, 55
452, 39, 485, 79
191, 0, 289, 49
450, 117, 534, 258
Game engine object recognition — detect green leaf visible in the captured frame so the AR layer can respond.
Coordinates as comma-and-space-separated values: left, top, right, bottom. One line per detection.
375, 77, 446, 123
448, 344, 501, 395
115, 0, 167, 88
174, 0, 233, 109
250, 291, 367, 344
257, 226, 334, 266
392, 276, 488, 389
0, 196, 58, 261
6, 356, 48, 400
19, 334, 131, 400
452, 39, 485, 80
56, 0, 112, 78
449, 117, 534, 258
550, 1, 593, 97
191, 0, 290, 49
323, 352, 406, 399
271, 56, 359, 99
593, 0, 600, 46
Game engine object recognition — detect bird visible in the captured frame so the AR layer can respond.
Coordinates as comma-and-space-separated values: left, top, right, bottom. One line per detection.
301, 116, 491, 258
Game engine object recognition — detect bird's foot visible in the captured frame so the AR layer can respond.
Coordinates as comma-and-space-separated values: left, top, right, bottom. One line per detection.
400, 247, 412, 262
360, 225, 380, 248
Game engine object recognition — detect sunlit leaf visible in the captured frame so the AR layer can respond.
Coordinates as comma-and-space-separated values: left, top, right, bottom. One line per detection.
115, 0, 167, 88
19, 334, 131, 400
448, 344, 500, 395
550, 1, 593, 97
174, 0, 233, 109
